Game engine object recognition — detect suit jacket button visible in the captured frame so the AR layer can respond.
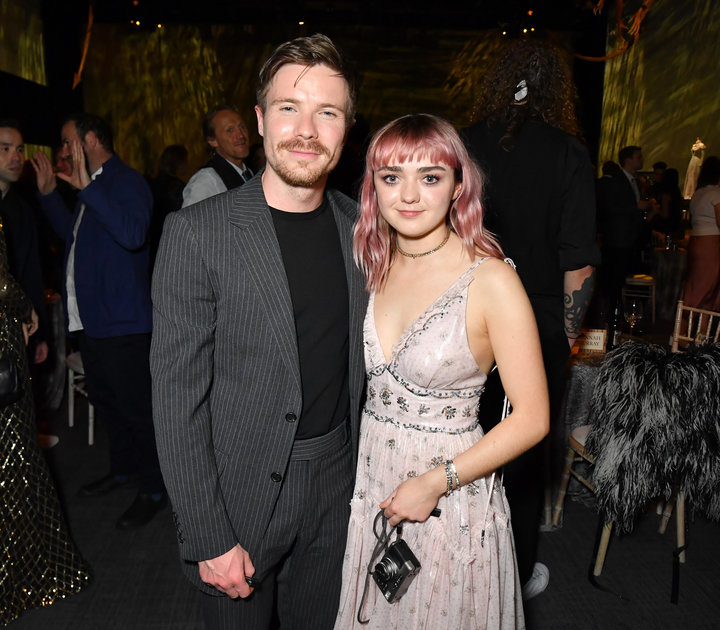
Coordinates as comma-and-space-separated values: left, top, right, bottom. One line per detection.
285, 412, 297, 423
271, 472, 282, 483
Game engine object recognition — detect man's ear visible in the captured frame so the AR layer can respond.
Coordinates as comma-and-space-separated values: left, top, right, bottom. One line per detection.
255, 105, 264, 137
207, 136, 218, 150
83, 130, 98, 150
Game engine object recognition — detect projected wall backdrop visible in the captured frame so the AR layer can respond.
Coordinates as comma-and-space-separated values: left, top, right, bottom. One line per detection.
0, 0, 46, 85
599, 0, 719, 188
81, 24, 494, 176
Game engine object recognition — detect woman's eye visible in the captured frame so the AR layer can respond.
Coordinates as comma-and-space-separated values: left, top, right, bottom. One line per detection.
423, 175, 439, 184
382, 175, 398, 184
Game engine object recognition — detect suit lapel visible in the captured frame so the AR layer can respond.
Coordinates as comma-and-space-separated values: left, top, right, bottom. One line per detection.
328, 192, 368, 431
227, 180, 301, 392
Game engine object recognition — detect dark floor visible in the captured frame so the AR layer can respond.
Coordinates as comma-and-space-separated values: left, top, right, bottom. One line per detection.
10, 320, 720, 629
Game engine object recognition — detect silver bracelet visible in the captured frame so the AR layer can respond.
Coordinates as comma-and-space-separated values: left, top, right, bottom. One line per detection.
444, 460, 460, 497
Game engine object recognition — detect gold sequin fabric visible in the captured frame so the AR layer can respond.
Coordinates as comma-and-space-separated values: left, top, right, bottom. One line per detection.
0, 226, 91, 625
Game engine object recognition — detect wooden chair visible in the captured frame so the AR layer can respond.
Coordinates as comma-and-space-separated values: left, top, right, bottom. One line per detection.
65, 351, 95, 445
671, 300, 720, 352
552, 425, 594, 528
662, 299, 720, 557
550, 423, 679, 576
553, 344, 685, 576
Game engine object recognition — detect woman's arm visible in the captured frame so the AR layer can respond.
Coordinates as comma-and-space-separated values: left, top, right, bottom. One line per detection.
381, 259, 550, 525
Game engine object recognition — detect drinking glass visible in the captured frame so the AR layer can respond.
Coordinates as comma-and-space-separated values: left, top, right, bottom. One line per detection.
622, 296, 644, 335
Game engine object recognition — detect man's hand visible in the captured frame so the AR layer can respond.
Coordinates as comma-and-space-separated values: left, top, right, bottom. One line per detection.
57, 139, 91, 190
21, 309, 39, 346
30, 152, 57, 195
198, 543, 256, 599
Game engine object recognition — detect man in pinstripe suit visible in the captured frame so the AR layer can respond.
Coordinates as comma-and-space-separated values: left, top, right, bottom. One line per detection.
151, 35, 367, 629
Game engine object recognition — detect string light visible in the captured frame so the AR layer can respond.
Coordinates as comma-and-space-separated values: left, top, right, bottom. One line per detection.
157, 24, 162, 29
298, 21, 305, 25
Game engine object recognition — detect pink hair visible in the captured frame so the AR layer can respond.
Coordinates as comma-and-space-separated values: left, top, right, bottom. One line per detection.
354, 114, 504, 291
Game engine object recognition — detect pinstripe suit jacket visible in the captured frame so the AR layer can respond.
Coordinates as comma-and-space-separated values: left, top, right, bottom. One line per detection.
150, 175, 367, 591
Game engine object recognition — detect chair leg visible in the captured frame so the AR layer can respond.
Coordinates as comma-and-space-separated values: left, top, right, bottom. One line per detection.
659, 498, 675, 534
552, 446, 575, 527
593, 521, 614, 576
68, 368, 75, 428
676, 491, 686, 563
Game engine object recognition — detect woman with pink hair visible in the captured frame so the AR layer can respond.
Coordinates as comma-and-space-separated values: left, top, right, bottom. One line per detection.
335, 114, 549, 629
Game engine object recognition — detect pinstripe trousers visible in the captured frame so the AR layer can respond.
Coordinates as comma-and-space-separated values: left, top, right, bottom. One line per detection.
201, 422, 354, 629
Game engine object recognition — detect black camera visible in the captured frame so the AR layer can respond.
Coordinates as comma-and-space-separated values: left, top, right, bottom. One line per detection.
372, 539, 421, 603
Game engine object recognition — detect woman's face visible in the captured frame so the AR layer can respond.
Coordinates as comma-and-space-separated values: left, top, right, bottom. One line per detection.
373, 155, 461, 243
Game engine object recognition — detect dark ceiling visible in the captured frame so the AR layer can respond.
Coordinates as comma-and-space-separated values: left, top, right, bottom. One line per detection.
48, 0, 601, 33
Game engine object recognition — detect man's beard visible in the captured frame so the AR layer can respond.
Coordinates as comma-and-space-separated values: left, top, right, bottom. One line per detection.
269, 140, 335, 187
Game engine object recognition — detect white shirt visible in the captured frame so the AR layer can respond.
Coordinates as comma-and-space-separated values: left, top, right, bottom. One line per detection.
690, 185, 720, 237
182, 160, 251, 207
66, 165, 103, 332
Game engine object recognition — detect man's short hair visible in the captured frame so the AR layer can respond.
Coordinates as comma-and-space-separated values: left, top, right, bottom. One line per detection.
65, 113, 114, 153
653, 161, 667, 171
0, 118, 21, 133
618, 145, 641, 167
256, 33, 357, 123
202, 105, 237, 142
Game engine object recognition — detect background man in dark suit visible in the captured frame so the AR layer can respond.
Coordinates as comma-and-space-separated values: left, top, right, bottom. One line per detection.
182, 105, 252, 207
151, 34, 366, 629
32, 113, 165, 530
598, 145, 653, 306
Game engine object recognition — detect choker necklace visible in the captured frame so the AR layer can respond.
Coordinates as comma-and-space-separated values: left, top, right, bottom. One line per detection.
396, 230, 451, 259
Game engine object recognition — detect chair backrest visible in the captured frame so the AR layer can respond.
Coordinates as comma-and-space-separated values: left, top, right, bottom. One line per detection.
671, 300, 720, 352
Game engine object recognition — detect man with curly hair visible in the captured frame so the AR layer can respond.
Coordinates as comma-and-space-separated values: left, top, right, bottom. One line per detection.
462, 37, 600, 602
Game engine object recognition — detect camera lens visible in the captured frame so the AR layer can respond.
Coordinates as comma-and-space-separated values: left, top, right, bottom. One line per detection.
374, 557, 397, 581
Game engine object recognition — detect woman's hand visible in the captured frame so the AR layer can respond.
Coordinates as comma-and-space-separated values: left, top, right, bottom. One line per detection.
380, 468, 444, 527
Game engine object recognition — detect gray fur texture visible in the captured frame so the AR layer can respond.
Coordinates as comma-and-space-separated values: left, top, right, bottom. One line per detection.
585, 341, 720, 532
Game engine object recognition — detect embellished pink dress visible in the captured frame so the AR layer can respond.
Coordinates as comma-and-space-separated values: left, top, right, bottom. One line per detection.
335, 259, 525, 630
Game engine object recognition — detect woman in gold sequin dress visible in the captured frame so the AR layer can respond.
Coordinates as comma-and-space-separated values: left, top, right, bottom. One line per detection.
0, 223, 91, 625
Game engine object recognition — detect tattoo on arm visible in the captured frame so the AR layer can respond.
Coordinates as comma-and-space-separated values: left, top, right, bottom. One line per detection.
564, 271, 596, 338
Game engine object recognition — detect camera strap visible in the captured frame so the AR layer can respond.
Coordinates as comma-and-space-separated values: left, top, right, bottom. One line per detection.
356, 510, 401, 624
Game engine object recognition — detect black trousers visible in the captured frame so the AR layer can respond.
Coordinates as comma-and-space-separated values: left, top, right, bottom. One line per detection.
479, 321, 569, 585
201, 423, 354, 630
77, 331, 164, 494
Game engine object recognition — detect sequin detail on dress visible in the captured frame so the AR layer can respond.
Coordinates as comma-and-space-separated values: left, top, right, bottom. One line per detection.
0, 225, 91, 625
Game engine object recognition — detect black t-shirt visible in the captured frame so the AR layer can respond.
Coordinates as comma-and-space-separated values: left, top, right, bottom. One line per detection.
269, 198, 350, 439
